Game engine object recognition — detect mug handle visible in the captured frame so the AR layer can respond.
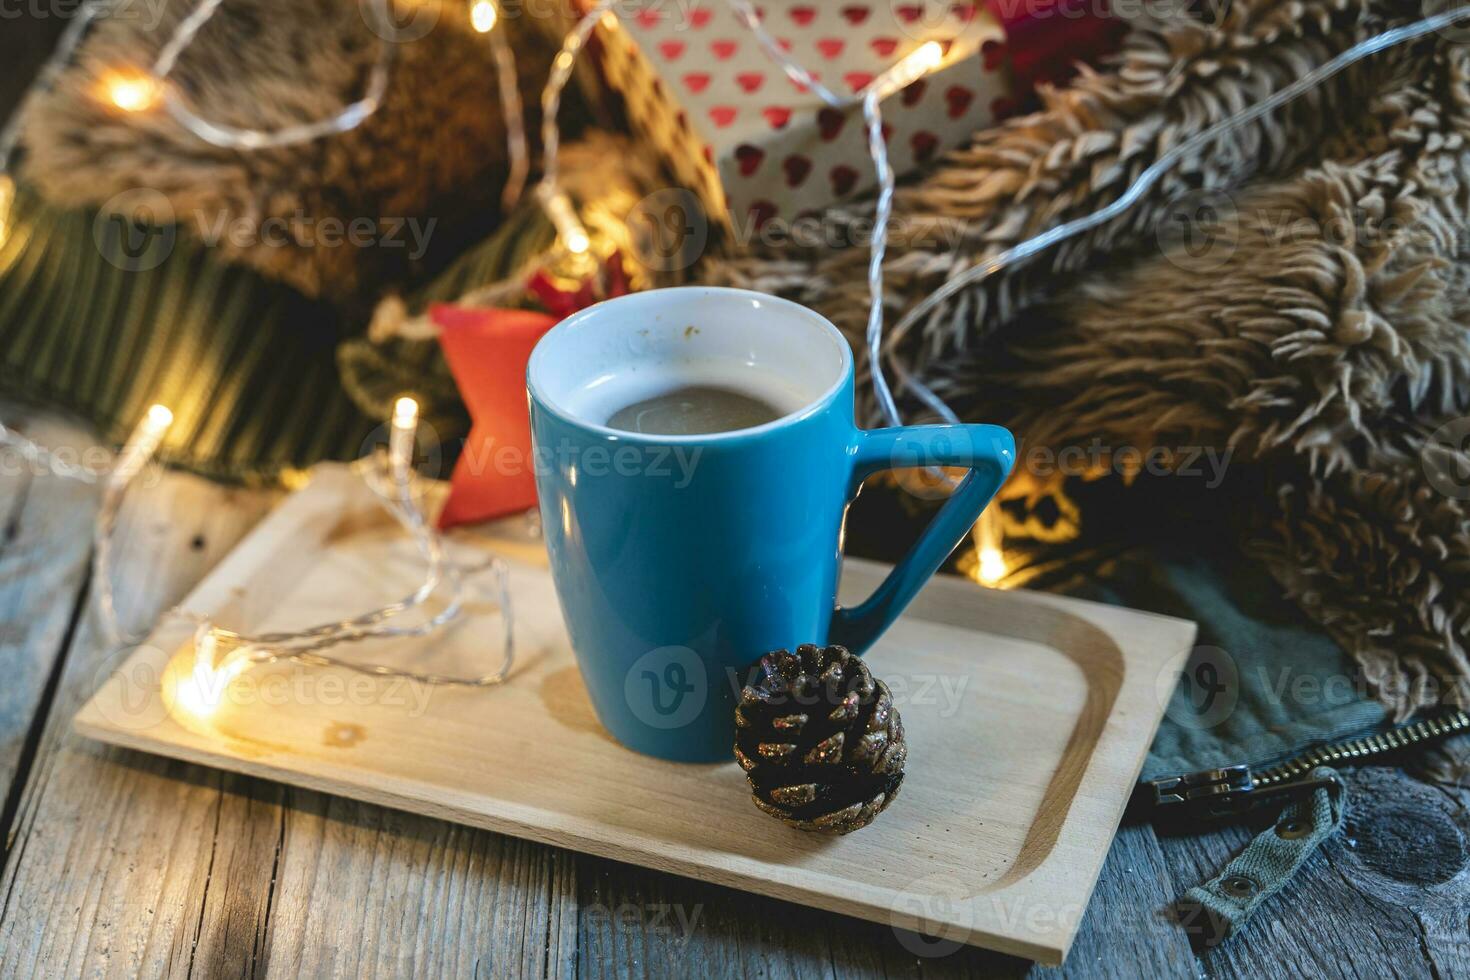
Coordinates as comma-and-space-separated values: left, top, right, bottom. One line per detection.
829, 423, 1015, 653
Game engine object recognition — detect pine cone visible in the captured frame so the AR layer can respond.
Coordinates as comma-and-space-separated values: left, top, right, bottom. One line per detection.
733, 644, 906, 834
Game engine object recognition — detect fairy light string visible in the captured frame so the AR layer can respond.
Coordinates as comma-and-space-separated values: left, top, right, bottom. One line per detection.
60, 397, 516, 690
175, 396, 516, 692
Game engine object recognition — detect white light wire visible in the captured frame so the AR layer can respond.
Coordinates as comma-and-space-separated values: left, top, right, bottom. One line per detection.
178, 455, 516, 687
488, 25, 529, 210
153, 0, 395, 150
538, 0, 617, 198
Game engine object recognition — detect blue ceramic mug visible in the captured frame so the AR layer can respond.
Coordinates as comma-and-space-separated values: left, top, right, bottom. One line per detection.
527, 287, 1014, 761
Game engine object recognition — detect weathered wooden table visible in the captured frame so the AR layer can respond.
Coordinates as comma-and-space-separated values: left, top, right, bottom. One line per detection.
0, 404, 1465, 977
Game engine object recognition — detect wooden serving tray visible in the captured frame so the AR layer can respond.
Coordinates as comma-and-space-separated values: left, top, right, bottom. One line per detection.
75, 466, 1195, 964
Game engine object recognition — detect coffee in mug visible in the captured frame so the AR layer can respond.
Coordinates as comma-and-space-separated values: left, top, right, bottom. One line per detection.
606, 385, 786, 435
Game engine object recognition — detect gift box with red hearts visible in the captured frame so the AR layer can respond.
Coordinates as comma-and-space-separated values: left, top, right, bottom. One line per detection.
586, 0, 1030, 235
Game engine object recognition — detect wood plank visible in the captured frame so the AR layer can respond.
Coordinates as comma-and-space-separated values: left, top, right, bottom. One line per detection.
259, 789, 575, 977
576, 856, 840, 979
0, 407, 98, 827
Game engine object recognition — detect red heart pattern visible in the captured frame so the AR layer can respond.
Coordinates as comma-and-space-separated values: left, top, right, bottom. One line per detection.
735, 71, 764, 93
747, 200, 778, 229
817, 106, 845, 140
735, 143, 765, 175
944, 85, 973, 118
783, 154, 812, 187
762, 106, 793, 128
830, 164, 859, 196
981, 38, 1004, 71
612, 0, 1012, 222
910, 130, 939, 163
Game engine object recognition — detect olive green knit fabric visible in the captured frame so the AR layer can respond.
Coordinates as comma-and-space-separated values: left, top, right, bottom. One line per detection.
0, 183, 372, 480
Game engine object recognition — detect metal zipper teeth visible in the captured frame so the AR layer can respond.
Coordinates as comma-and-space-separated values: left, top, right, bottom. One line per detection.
1255, 708, 1470, 788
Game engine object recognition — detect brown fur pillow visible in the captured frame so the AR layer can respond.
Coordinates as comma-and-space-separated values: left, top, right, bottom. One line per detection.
18, 0, 555, 303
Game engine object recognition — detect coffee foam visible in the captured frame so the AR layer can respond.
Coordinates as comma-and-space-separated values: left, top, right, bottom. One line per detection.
562, 358, 812, 429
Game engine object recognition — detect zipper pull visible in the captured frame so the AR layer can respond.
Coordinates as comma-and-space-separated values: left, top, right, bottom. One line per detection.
1148, 765, 1338, 820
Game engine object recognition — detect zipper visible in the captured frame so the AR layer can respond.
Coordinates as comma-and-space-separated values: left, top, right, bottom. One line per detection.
1148, 707, 1470, 820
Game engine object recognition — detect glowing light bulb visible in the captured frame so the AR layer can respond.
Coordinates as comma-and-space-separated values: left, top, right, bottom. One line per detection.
392, 396, 419, 431
102, 73, 160, 112
108, 401, 174, 489
389, 396, 419, 480
869, 41, 944, 99
563, 227, 591, 254
470, 0, 497, 33
168, 631, 252, 722
977, 545, 1006, 586
0, 173, 13, 246
536, 185, 592, 256
972, 507, 1008, 587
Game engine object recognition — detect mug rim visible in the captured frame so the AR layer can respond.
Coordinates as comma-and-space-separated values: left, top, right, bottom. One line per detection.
526, 286, 854, 444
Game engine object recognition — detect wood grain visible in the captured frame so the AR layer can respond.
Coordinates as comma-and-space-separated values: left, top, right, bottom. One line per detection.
0, 404, 1463, 978
0, 408, 96, 814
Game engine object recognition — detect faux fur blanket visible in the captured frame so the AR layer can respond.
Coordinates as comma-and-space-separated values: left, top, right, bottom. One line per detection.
708, 0, 1470, 717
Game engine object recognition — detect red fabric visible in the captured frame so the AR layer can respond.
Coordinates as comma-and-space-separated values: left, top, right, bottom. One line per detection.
435, 304, 558, 528
985, 0, 1123, 113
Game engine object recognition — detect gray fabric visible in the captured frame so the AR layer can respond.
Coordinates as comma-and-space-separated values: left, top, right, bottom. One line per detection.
1047, 542, 1386, 780
1177, 768, 1347, 948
